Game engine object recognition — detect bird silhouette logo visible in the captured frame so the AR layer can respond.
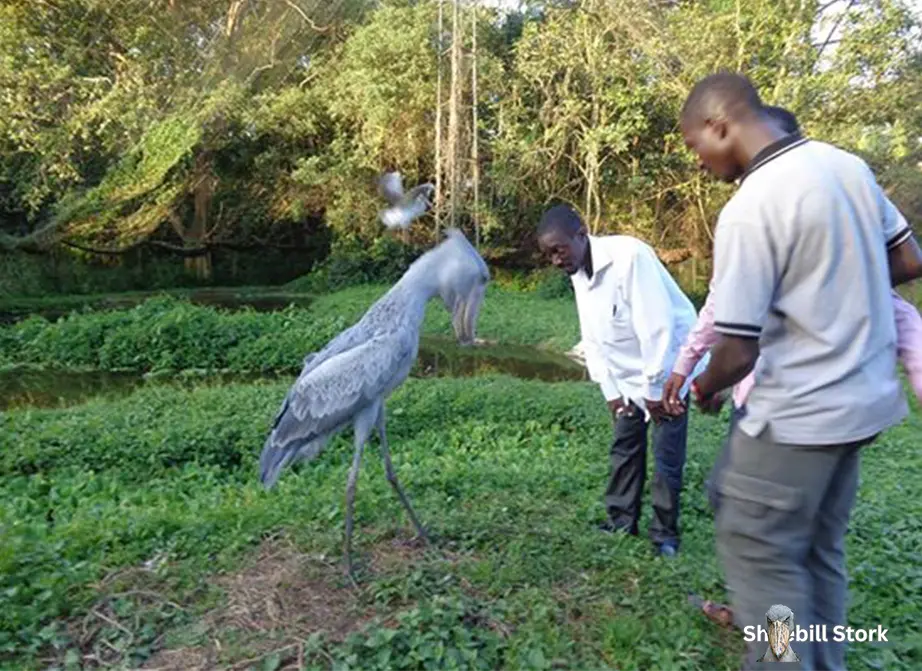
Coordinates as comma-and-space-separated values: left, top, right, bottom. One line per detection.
758, 604, 801, 663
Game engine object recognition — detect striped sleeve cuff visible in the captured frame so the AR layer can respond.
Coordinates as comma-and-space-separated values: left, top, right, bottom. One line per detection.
887, 227, 912, 250
714, 322, 762, 338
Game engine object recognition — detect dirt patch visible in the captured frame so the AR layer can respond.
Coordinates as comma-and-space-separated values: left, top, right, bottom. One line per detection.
53, 529, 490, 671
138, 539, 376, 670
208, 541, 364, 640
365, 528, 431, 573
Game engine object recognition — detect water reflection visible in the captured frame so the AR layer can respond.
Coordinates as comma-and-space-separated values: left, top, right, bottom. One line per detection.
0, 340, 587, 411
414, 336, 586, 383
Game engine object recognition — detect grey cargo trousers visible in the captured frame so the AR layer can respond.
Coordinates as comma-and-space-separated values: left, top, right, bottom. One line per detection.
715, 423, 877, 671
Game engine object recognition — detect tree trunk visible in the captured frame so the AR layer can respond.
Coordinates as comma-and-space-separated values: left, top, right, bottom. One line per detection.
434, 0, 444, 240
470, 0, 480, 250
447, 0, 462, 230
184, 157, 215, 281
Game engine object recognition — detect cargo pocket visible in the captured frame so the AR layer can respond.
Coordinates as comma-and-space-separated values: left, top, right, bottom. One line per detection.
717, 470, 804, 551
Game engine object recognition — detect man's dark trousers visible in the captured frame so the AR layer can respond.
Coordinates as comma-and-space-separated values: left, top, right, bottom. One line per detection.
604, 401, 688, 548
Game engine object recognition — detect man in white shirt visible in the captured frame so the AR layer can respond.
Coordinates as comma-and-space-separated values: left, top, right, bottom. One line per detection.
679, 72, 922, 670
537, 204, 706, 557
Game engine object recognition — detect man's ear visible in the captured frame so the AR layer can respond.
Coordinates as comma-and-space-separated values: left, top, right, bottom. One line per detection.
703, 114, 729, 141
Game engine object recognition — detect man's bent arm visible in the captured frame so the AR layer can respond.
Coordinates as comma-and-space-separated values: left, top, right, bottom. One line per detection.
889, 236, 922, 287
674, 278, 719, 377
894, 291, 922, 402
704, 217, 777, 397
693, 335, 759, 397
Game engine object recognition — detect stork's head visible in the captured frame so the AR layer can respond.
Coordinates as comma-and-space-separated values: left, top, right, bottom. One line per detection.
765, 604, 795, 658
431, 228, 490, 346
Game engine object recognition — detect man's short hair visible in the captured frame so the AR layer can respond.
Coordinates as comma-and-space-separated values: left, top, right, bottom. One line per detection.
538, 203, 583, 238
763, 105, 800, 135
681, 71, 764, 125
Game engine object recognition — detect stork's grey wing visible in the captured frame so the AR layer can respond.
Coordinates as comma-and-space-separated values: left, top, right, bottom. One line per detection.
260, 331, 415, 486
378, 172, 404, 205
268, 321, 368, 427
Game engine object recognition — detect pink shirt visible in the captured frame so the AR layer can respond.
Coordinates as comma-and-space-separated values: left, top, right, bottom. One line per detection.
673, 284, 922, 408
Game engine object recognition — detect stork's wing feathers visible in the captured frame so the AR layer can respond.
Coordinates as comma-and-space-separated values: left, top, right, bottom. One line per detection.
268, 321, 368, 428
378, 172, 404, 205
270, 331, 415, 451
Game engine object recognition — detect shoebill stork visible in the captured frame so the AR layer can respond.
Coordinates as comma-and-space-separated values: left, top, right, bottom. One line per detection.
259, 228, 489, 579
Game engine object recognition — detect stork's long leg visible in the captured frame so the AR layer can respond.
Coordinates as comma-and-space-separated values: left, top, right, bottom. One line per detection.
377, 406, 428, 542
344, 408, 376, 581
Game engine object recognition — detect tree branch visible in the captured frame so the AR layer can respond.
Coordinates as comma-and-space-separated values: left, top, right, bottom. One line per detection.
283, 0, 332, 33
816, 0, 858, 63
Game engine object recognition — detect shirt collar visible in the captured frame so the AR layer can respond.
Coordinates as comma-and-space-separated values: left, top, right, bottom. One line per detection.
739, 133, 808, 185
579, 235, 612, 288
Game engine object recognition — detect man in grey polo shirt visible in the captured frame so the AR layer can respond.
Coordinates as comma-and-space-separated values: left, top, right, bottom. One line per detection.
679, 72, 922, 671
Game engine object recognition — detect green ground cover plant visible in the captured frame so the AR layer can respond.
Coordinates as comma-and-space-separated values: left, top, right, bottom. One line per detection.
1, 376, 919, 670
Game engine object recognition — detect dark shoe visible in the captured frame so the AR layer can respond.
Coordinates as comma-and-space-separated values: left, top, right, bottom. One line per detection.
655, 541, 678, 558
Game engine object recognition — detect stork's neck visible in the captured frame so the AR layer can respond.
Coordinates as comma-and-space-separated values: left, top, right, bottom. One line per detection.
389, 254, 442, 328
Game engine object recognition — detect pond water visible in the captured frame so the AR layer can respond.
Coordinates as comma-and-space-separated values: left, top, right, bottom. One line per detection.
0, 337, 587, 411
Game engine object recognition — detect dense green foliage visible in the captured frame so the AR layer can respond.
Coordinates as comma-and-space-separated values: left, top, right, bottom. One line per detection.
2, 0, 920, 292
0, 286, 586, 373
1, 376, 919, 669
0, 296, 348, 373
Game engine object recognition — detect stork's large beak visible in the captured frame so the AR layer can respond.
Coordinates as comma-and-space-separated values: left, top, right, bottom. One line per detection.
768, 620, 791, 658
452, 283, 486, 346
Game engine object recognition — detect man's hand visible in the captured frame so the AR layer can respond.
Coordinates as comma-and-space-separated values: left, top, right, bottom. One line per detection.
645, 398, 675, 423
663, 373, 687, 416
694, 388, 729, 415
607, 398, 636, 418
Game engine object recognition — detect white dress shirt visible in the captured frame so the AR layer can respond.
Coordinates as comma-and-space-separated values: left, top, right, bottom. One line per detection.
571, 235, 707, 419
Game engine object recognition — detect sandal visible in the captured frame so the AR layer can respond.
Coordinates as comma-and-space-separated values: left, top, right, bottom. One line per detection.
687, 592, 735, 628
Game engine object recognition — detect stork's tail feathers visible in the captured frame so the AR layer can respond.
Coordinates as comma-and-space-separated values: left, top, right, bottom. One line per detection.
259, 435, 297, 490
259, 433, 329, 490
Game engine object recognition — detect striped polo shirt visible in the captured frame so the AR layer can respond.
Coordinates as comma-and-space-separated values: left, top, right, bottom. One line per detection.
711, 135, 910, 445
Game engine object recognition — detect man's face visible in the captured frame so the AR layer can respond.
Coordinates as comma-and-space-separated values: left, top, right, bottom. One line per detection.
538, 227, 586, 275
681, 117, 744, 183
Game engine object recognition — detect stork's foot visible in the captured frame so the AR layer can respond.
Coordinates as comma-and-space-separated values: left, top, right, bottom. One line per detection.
409, 523, 430, 544
404, 528, 429, 548
345, 563, 359, 589
343, 552, 364, 589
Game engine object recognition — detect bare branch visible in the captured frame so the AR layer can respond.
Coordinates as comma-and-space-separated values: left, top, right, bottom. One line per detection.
816, 0, 858, 62
283, 0, 332, 33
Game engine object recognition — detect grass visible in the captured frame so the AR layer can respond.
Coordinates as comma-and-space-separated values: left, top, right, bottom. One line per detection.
1, 375, 920, 670
0, 282, 920, 670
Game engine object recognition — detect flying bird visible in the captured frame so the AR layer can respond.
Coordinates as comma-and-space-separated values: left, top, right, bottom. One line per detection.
259, 228, 489, 580
377, 171, 435, 230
